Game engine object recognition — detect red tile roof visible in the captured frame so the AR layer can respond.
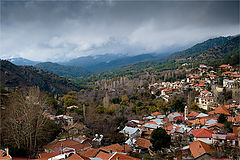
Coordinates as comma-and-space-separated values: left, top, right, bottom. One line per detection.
144, 130, 153, 135
43, 139, 91, 152
100, 144, 124, 153
207, 123, 224, 128
208, 106, 230, 115
95, 151, 112, 160
189, 140, 211, 158
77, 148, 100, 158
219, 65, 231, 68
191, 128, 214, 138
109, 152, 141, 160
135, 138, 151, 149
151, 112, 163, 116
39, 152, 59, 159
68, 153, 90, 160
188, 111, 199, 117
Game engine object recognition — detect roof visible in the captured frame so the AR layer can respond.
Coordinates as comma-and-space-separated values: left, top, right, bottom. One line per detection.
227, 116, 240, 123
188, 111, 199, 117
144, 130, 153, 135
109, 152, 141, 160
151, 112, 163, 116
68, 153, 90, 160
95, 151, 112, 160
120, 126, 140, 135
100, 144, 124, 153
205, 119, 218, 126
135, 138, 151, 149
151, 119, 164, 125
43, 139, 91, 151
212, 134, 226, 140
191, 128, 214, 138
39, 152, 59, 159
78, 148, 100, 158
226, 133, 238, 140
189, 140, 211, 159
219, 64, 231, 68
207, 123, 224, 128
209, 106, 230, 115
142, 122, 159, 129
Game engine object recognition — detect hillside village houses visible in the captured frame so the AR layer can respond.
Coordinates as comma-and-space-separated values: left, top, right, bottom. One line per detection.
3, 64, 239, 160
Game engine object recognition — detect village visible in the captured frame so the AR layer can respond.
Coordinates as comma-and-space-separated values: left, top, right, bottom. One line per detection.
1, 64, 240, 160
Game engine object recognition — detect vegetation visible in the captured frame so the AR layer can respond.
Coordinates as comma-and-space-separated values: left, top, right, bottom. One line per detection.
0, 60, 79, 95
150, 128, 171, 152
2, 87, 61, 158
35, 62, 90, 77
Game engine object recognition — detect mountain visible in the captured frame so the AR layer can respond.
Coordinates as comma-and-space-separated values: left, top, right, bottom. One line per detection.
7, 57, 40, 66
87, 54, 156, 73
0, 60, 79, 95
80, 35, 239, 81
62, 53, 126, 67
167, 36, 233, 62
35, 62, 90, 78
189, 35, 239, 66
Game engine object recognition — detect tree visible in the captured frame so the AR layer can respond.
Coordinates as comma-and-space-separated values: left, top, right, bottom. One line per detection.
171, 99, 184, 112
2, 87, 60, 158
218, 114, 227, 124
150, 128, 171, 152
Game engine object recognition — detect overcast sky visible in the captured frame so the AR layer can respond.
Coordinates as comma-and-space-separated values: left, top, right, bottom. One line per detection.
0, 0, 239, 62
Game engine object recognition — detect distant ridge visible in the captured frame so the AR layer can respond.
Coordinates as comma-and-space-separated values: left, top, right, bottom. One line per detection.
35, 62, 90, 78
0, 60, 79, 95
7, 57, 40, 66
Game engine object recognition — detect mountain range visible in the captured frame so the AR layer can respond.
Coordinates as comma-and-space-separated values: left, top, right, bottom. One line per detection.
3, 35, 239, 80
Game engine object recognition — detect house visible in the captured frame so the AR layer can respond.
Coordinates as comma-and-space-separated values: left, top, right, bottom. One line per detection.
108, 152, 141, 160
68, 153, 90, 160
168, 112, 182, 122
43, 138, 92, 153
212, 134, 226, 144
191, 128, 214, 144
207, 123, 224, 133
219, 64, 232, 70
100, 144, 127, 153
142, 121, 159, 130
196, 96, 214, 110
135, 137, 151, 152
120, 126, 141, 138
63, 123, 85, 136
39, 148, 75, 160
223, 71, 233, 77
189, 140, 211, 160
94, 150, 112, 159
223, 79, 236, 88
208, 106, 231, 116
77, 147, 100, 158
55, 115, 74, 126
187, 111, 200, 120
151, 112, 163, 118
0, 148, 12, 160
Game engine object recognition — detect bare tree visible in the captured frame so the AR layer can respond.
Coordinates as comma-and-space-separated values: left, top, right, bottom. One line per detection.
2, 87, 55, 157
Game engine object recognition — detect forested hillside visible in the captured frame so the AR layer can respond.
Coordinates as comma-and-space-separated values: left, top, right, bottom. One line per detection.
0, 60, 79, 95
35, 62, 90, 78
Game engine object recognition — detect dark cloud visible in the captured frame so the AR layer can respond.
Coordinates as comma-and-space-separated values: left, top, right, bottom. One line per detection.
1, 0, 239, 61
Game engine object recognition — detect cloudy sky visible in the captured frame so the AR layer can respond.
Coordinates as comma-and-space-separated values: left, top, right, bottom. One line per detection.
1, 0, 239, 62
